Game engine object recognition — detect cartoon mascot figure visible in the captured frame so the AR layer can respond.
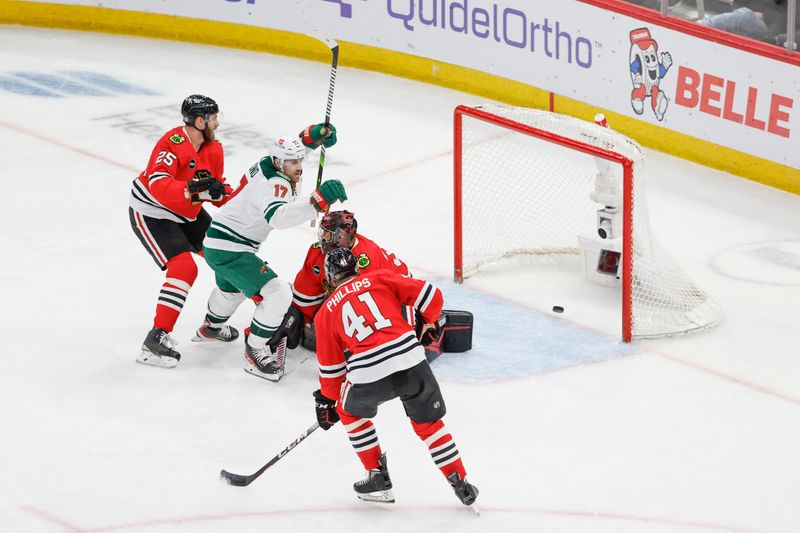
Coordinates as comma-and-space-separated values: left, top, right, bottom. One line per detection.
629, 28, 672, 121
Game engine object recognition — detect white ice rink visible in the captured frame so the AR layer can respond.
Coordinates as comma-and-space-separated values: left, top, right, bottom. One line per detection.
1, 26, 798, 533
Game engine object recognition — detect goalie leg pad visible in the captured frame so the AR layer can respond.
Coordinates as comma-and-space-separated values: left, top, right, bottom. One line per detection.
439, 310, 473, 353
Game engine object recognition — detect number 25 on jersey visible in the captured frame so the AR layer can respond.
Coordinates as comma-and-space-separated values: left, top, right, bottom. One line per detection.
155, 151, 176, 166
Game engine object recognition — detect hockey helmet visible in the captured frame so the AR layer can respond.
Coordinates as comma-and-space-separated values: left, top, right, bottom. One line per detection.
269, 135, 305, 169
181, 94, 219, 126
324, 247, 360, 286
318, 210, 357, 255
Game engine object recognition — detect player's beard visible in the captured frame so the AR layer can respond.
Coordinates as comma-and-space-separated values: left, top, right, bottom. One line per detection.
202, 127, 216, 143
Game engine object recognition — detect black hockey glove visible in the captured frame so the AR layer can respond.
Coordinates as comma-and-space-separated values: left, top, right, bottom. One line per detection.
187, 169, 228, 202
267, 306, 304, 351
418, 319, 444, 347
313, 389, 339, 430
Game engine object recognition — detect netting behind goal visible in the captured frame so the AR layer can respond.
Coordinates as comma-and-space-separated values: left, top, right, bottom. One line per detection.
454, 104, 721, 340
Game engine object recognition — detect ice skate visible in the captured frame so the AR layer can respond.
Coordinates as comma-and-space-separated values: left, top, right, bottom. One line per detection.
192, 321, 240, 343
447, 472, 479, 514
137, 328, 180, 369
243, 332, 285, 382
353, 453, 395, 503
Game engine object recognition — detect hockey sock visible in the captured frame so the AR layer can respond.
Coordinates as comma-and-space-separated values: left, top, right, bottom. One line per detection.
412, 419, 467, 480
153, 252, 198, 332
248, 279, 292, 347
340, 413, 381, 470
205, 288, 246, 327
246, 321, 275, 348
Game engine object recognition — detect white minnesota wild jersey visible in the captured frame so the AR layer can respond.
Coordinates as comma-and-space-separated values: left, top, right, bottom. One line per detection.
204, 157, 316, 253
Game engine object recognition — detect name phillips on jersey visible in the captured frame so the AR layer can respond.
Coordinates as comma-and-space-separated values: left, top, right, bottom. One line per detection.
326, 278, 372, 311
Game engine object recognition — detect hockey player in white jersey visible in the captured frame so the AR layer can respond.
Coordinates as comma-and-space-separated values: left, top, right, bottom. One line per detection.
195, 130, 346, 381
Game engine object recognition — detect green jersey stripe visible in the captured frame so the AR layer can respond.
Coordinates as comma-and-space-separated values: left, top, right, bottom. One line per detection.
207, 226, 258, 248
209, 221, 261, 246
264, 201, 287, 223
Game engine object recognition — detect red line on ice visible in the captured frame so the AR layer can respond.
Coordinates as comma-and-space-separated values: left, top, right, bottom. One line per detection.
0, 121, 139, 173
19, 504, 777, 533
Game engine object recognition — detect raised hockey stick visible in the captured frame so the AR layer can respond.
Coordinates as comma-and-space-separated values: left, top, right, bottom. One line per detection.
220, 422, 320, 487
311, 37, 340, 228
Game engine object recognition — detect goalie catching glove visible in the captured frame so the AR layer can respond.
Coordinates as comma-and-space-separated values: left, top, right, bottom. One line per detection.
311, 179, 347, 213
313, 389, 339, 430
187, 169, 228, 203
300, 123, 337, 149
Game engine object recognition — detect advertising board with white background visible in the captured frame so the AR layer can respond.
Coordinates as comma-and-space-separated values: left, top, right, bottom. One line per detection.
17, 0, 799, 168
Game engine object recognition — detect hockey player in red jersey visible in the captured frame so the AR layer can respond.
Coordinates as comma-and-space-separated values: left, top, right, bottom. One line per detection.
129, 94, 236, 368
293, 210, 410, 319
312, 247, 479, 508
268, 210, 412, 353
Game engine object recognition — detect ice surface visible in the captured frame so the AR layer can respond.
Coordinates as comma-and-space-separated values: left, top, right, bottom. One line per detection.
0, 26, 798, 533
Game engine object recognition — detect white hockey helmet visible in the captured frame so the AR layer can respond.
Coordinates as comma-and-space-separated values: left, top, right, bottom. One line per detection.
269, 135, 305, 169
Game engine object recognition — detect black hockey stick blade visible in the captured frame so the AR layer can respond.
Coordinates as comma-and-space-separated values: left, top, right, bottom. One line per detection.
219, 469, 251, 487
219, 422, 320, 487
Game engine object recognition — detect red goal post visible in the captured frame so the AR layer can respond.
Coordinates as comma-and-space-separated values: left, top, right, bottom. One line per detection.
453, 104, 721, 342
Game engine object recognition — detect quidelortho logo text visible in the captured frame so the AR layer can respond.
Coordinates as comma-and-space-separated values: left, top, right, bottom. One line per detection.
386, 0, 593, 69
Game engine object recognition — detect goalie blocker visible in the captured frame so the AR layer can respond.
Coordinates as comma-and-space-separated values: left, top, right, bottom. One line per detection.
300, 309, 473, 363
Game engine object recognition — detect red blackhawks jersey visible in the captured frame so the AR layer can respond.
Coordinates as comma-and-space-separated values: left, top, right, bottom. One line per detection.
291, 234, 410, 324
314, 269, 443, 402
129, 126, 231, 222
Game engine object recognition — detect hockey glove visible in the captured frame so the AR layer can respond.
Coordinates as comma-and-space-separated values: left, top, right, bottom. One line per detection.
418, 321, 443, 347
187, 169, 228, 203
313, 389, 340, 430
267, 306, 304, 351
300, 123, 337, 149
311, 179, 347, 213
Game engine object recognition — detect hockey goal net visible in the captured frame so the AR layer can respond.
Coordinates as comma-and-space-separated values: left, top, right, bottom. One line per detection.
454, 104, 721, 341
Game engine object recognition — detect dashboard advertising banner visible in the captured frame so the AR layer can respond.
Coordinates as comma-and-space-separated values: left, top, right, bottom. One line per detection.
18, 0, 800, 168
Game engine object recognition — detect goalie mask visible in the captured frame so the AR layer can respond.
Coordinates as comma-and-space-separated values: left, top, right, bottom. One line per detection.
181, 94, 219, 126
318, 210, 357, 255
269, 135, 305, 170
324, 248, 360, 286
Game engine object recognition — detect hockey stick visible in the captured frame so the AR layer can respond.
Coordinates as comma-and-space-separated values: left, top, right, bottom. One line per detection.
311, 37, 340, 228
220, 422, 320, 487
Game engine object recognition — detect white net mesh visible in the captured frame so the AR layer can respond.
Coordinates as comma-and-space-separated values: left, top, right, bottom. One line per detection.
457, 104, 721, 339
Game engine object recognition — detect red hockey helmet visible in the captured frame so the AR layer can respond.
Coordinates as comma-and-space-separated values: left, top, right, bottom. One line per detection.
318, 210, 357, 255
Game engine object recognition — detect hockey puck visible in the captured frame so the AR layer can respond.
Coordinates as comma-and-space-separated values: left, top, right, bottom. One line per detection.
552, 305, 564, 313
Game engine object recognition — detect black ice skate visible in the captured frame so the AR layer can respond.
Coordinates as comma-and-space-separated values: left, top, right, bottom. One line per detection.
137, 328, 181, 369
243, 331, 285, 382
192, 321, 240, 343
353, 453, 395, 503
447, 472, 479, 513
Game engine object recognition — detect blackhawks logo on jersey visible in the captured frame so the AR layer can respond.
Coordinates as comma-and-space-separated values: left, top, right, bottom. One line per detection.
169, 133, 186, 145
357, 253, 370, 269
312, 242, 321, 249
